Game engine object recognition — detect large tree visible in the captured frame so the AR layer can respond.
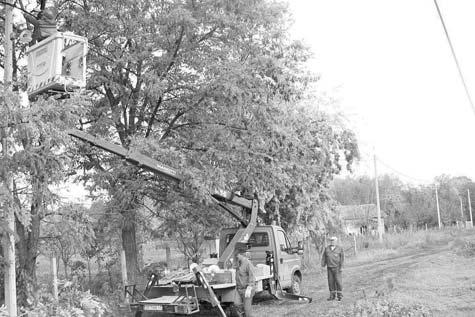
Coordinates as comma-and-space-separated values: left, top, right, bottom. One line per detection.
59, 0, 358, 281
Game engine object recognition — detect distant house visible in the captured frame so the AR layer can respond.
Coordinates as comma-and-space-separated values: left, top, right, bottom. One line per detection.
336, 204, 386, 235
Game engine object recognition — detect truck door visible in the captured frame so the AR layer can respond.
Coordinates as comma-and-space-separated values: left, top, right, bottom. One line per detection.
275, 229, 295, 287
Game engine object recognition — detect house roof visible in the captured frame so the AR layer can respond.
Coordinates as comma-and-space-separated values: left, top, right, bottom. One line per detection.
336, 204, 386, 221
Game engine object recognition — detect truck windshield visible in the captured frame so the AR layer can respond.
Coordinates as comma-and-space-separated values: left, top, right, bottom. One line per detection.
225, 232, 269, 247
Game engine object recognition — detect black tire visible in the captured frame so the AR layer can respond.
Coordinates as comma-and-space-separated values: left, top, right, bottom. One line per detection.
290, 274, 302, 295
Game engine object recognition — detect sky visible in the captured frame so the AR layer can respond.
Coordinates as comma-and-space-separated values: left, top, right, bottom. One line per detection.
288, 0, 475, 184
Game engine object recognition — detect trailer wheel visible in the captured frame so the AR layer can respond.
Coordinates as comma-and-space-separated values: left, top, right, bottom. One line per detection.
290, 274, 301, 295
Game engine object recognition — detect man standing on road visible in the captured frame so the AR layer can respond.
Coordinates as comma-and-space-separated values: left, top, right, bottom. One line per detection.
234, 242, 256, 317
321, 236, 344, 301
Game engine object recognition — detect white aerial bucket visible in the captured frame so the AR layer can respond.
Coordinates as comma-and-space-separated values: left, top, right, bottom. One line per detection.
26, 32, 88, 97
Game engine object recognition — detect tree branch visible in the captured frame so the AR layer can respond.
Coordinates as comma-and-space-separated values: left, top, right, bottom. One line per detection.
145, 96, 162, 138
160, 95, 206, 141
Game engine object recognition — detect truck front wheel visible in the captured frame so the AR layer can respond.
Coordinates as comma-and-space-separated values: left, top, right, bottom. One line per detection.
290, 274, 301, 295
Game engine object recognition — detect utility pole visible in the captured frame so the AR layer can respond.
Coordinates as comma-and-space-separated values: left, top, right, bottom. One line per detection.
435, 185, 441, 229
373, 154, 383, 243
459, 196, 464, 221
2, 0, 18, 316
468, 189, 473, 228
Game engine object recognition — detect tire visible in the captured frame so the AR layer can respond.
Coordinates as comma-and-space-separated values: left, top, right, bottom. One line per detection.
290, 274, 302, 295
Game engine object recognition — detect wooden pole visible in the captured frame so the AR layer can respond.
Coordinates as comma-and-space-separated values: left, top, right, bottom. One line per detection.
121, 249, 128, 284
353, 235, 357, 255
459, 196, 464, 221
120, 249, 129, 301
468, 189, 473, 228
51, 257, 58, 301
435, 185, 442, 229
373, 154, 383, 243
3, 1, 17, 315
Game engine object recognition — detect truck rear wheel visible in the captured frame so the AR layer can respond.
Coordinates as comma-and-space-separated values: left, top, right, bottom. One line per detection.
290, 274, 301, 295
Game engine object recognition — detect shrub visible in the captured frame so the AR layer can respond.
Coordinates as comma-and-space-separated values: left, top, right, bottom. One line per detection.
456, 241, 475, 258
14, 281, 112, 317
323, 299, 432, 317
87, 271, 122, 298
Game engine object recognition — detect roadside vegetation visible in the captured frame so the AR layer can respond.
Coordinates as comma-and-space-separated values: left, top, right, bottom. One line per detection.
255, 228, 475, 317
2, 0, 357, 314
1, 0, 475, 316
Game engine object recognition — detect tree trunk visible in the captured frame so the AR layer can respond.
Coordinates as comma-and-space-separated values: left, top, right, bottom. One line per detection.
15, 180, 41, 306
87, 258, 92, 290
122, 211, 138, 283
0, 243, 4, 303
275, 200, 281, 227
165, 244, 171, 268
63, 259, 69, 279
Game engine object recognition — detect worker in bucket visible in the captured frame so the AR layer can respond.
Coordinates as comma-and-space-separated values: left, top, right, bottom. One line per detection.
23, 6, 58, 43
233, 242, 256, 317
321, 236, 344, 301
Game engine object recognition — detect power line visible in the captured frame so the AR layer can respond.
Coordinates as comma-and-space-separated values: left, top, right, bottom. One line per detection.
375, 156, 432, 184
433, 0, 475, 117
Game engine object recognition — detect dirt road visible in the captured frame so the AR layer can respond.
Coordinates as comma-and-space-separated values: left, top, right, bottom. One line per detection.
254, 230, 475, 316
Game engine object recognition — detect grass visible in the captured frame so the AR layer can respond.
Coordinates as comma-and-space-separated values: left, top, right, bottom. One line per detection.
254, 227, 475, 317
302, 228, 457, 269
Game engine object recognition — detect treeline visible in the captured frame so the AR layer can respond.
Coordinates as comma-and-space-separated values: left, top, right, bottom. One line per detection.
330, 174, 475, 229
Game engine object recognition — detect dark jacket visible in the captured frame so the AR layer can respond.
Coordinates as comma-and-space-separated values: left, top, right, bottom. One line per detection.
321, 245, 344, 269
24, 11, 57, 42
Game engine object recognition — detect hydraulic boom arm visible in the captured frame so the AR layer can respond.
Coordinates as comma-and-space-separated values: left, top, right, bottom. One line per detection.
68, 129, 260, 268
68, 129, 181, 182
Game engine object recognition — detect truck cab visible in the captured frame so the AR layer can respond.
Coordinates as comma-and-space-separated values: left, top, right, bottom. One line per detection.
220, 225, 303, 295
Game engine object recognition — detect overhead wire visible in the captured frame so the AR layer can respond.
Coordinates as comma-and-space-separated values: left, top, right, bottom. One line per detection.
375, 156, 433, 185
433, 0, 475, 117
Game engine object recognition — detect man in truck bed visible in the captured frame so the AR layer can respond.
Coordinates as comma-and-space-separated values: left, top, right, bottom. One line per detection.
234, 242, 256, 317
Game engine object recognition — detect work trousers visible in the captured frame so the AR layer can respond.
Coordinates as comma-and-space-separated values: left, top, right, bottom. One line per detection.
234, 288, 255, 317
327, 267, 343, 298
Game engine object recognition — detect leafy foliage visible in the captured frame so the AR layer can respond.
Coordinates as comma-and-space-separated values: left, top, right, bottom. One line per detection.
0, 87, 88, 304
57, 0, 359, 277
41, 203, 96, 278
331, 174, 475, 229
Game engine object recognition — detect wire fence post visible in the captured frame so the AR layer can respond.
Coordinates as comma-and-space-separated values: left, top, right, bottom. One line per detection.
51, 257, 58, 302
120, 249, 129, 302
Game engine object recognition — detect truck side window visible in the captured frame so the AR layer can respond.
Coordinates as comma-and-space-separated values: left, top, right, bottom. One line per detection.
276, 230, 290, 253
225, 232, 269, 247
